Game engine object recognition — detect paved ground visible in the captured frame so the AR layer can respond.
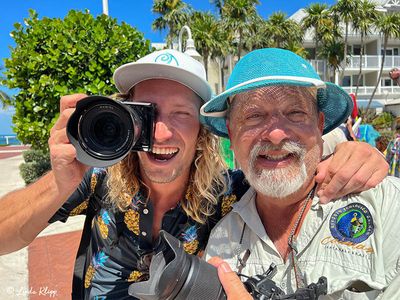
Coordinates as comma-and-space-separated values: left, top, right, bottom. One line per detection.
0, 146, 84, 299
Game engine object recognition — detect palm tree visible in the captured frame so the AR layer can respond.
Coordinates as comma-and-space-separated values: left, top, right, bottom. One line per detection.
152, 0, 190, 48
331, 0, 360, 84
319, 40, 345, 82
243, 15, 271, 50
265, 12, 303, 49
367, 12, 400, 110
352, 0, 379, 98
210, 0, 224, 16
189, 11, 220, 77
302, 3, 331, 59
221, 0, 260, 61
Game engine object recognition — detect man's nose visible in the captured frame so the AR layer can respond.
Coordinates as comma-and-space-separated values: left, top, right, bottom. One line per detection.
154, 121, 173, 142
260, 119, 290, 145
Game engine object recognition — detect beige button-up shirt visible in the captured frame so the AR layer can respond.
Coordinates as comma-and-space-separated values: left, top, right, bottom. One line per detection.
204, 177, 400, 299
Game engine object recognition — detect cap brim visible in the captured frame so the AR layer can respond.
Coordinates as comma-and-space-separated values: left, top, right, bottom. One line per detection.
201, 80, 353, 138
114, 62, 212, 102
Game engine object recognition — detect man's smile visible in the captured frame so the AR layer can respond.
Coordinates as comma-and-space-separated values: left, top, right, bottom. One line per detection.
148, 146, 179, 161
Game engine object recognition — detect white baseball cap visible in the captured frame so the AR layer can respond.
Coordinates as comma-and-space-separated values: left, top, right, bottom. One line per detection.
113, 49, 212, 102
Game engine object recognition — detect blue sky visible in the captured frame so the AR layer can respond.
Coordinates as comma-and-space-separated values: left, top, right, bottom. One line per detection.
0, 0, 336, 134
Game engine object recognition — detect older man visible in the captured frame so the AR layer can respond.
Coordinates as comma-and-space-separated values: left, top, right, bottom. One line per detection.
203, 48, 400, 299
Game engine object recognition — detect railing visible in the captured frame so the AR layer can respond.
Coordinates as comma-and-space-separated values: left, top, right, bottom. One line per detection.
0, 135, 21, 145
346, 55, 400, 69
342, 86, 400, 95
309, 60, 328, 80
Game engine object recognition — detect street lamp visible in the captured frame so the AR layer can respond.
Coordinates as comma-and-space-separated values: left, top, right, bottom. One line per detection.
178, 25, 202, 61
102, 0, 109, 15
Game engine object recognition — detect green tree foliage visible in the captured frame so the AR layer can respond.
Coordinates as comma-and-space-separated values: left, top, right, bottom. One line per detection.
0, 66, 12, 109
152, 0, 190, 48
3, 10, 151, 150
19, 149, 51, 184
302, 3, 330, 58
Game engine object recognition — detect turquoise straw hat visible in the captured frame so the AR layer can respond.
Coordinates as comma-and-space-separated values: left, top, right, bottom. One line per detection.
200, 48, 353, 138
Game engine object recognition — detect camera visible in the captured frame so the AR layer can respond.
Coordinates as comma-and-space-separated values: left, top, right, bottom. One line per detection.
67, 95, 155, 167
128, 230, 226, 300
128, 231, 327, 300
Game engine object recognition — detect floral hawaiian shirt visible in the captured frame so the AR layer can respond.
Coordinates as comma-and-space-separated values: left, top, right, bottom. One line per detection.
49, 168, 248, 299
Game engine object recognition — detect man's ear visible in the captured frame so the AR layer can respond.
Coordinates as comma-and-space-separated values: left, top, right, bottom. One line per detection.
318, 112, 325, 133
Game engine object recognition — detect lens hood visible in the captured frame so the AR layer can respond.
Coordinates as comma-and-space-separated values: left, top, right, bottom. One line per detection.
67, 96, 137, 167
128, 230, 226, 300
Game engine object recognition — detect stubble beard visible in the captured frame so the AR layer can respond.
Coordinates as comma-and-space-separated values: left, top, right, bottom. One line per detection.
245, 141, 308, 198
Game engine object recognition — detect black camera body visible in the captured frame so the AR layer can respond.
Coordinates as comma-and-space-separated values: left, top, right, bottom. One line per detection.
67, 96, 155, 167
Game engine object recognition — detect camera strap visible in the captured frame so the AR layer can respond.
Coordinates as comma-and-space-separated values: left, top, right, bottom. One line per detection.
287, 184, 317, 290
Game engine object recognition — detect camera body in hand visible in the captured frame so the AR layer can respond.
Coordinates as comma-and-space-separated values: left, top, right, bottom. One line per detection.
67, 96, 155, 167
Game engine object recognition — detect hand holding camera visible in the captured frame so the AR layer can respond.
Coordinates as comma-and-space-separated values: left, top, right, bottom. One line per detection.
48, 94, 91, 197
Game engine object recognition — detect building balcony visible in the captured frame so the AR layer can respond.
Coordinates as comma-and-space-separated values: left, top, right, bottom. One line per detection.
342, 85, 400, 97
345, 55, 400, 69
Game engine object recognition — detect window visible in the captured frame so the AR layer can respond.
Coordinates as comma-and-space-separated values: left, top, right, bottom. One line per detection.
395, 48, 399, 55
353, 45, 361, 55
342, 76, 351, 87
381, 78, 392, 86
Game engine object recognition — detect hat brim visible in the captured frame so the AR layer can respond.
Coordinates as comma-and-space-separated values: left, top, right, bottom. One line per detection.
113, 62, 212, 102
201, 80, 353, 138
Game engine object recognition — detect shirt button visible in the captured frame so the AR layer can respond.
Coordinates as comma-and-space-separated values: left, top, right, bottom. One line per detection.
280, 282, 286, 289
141, 231, 147, 236
143, 208, 149, 215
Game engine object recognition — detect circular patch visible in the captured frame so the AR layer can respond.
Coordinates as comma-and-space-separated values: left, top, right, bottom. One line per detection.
330, 203, 374, 243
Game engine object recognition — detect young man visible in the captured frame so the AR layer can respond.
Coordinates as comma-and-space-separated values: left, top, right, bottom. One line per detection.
202, 48, 400, 299
0, 49, 389, 299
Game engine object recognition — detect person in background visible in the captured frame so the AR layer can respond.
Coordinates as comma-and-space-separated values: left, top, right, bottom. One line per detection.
386, 123, 400, 177
375, 135, 389, 155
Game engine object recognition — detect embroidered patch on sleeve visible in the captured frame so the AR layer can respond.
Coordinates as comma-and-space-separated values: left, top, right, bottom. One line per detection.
330, 203, 374, 244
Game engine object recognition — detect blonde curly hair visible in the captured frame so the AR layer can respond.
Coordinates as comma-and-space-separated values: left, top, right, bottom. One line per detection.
106, 91, 228, 224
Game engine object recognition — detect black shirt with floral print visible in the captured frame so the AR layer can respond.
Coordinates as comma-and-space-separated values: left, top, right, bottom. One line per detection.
49, 167, 249, 299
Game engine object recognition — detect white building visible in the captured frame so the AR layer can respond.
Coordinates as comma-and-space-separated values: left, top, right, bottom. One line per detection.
291, 0, 400, 116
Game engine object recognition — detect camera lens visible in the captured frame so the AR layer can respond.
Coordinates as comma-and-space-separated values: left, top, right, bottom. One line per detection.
78, 102, 137, 160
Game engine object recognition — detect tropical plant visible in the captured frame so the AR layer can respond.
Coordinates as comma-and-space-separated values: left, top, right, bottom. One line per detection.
3, 9, 151, 150
189, 11, 220, 77
331, 0, 360, 84
302, 3, 331, 59
352, 0, 379, 98
221, 0, 260, 60
0, 66, 12, 109
265, 12, 304, 49
242, 15, 271, 51
152, 0, 190, 48
319, 40, 345, 81
367, 12, 400, 110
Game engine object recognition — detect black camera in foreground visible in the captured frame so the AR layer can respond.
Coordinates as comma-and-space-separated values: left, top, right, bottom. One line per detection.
128, 230, 226, 300
67, 96, 155, 167
128, 231, 328, 300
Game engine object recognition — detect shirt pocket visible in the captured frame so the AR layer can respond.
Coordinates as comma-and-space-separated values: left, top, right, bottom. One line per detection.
341, 288, 381, 300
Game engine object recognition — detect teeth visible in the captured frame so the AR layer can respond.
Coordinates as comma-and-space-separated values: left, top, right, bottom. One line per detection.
262, 153, 290, 160
152, 147, 178, 155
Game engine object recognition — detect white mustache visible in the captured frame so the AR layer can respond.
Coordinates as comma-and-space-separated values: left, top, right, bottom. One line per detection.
250, 141, 306, 161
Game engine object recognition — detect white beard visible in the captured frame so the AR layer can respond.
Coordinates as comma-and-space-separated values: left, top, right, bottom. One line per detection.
245, 141, 307, 198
